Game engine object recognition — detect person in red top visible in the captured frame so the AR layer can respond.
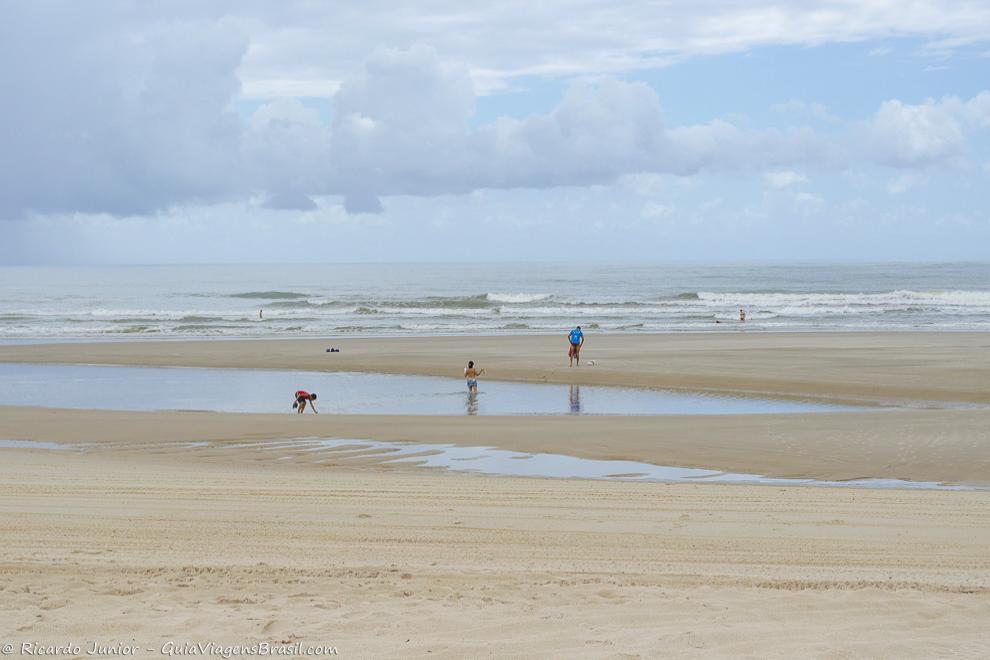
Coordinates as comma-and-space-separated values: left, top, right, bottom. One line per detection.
293, 390, 318, 414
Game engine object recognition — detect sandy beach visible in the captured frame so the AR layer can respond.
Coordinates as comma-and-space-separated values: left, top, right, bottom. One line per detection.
6, 0, 989, 654
1, 333, 989, 657
1, 446, 988, 658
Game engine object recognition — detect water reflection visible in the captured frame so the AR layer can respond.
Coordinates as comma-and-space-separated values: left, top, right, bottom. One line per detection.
466, 389, 479, 415
569, 384, 582, 414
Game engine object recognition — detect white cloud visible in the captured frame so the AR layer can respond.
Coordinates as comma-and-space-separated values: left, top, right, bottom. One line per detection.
222, 1, 990, 98
765, 170, 808, 188
793, 191, 823, 205
887, 172, 922, 194
1, 4, 989, 221
641, 201, 673, 218
0, 6, 248, 218
863, 93, 990, 167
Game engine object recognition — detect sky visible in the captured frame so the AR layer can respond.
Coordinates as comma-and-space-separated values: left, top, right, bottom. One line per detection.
1, 1, 989, 264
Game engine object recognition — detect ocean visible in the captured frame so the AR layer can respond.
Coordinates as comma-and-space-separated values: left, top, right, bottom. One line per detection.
0, 262, 988, 340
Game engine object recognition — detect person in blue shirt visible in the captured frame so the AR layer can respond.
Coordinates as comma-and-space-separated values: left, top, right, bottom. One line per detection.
567, 326, 585, 366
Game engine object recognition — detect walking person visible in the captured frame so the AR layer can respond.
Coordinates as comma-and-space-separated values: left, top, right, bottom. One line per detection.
567, 325, 585, 366
464, 360, 485, 392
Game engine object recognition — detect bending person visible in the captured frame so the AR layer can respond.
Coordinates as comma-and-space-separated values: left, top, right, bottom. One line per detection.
293, 390, 318, 414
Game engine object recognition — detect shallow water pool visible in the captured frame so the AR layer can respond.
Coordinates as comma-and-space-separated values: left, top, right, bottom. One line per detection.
205, 437, 987, 490
0, 363, 865, 416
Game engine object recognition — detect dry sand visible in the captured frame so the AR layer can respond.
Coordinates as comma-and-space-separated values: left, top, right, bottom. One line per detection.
1, 447, 988, 659
1, 333, 989, 657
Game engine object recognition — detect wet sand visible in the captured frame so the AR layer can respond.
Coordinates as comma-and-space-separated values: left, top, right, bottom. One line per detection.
3, 406, 990, 485
2, 331, 989, 403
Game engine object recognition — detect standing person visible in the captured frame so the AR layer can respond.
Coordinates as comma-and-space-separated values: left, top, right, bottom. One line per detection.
464, 360, 485, 392
293, 390, 318, 414
739, 308, 746, 323
567, 325, 585, 366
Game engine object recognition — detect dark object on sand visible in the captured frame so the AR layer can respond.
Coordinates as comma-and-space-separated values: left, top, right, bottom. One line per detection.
326, 347, 340, 353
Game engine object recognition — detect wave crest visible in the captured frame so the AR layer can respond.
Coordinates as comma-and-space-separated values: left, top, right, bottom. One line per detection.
229, 291, 309, 300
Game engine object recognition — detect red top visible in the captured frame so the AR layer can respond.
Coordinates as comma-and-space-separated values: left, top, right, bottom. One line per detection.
295, 390, 310, 399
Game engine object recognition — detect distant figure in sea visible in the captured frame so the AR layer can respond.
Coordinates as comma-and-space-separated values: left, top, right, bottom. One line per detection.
739, 308, 746, 322
464, 360, 485, 392
567, 325, 585, 366
293, 390, 318, 414
259, 308, 263, 320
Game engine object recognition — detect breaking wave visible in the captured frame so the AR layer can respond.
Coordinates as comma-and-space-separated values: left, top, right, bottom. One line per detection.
228, 291, 310, 300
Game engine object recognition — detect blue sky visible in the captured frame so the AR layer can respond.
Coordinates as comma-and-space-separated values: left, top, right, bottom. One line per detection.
1, 2, 988, 263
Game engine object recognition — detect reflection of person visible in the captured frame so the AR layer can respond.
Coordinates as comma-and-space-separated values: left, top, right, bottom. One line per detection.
466, 389, 479, 416
567, 326, 585, 366
569, 384, 581, 414
293, 390, 318, 414
464, 360, 485, 392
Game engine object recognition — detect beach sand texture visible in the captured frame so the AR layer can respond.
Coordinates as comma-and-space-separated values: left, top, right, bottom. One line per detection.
1, 333, 989, 657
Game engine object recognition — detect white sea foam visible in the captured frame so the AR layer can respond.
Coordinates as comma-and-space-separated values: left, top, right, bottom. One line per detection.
486, 292, 552, 303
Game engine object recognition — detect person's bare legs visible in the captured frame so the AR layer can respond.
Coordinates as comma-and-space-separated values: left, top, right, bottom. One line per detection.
297, 399, 306, 414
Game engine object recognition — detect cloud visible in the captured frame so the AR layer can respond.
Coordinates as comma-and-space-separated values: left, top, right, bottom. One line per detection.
223, 1, 990, 98
641, 201, 672, 218
887, 172, 922, 194
262, 191, 318, 211
863, 93, 990, 167
1, 4, 989, 221
765, 170, 808, 188
792, 191, 824, 206
0, 5, 247, 218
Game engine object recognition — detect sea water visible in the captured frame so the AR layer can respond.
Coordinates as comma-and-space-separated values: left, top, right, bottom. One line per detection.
1, 262, 988, 339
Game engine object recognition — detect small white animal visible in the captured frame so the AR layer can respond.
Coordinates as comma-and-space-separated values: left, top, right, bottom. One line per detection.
587, 360, 596, 366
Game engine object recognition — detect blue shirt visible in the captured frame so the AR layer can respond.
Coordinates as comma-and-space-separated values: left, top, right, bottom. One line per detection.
569, 328, 583, 345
